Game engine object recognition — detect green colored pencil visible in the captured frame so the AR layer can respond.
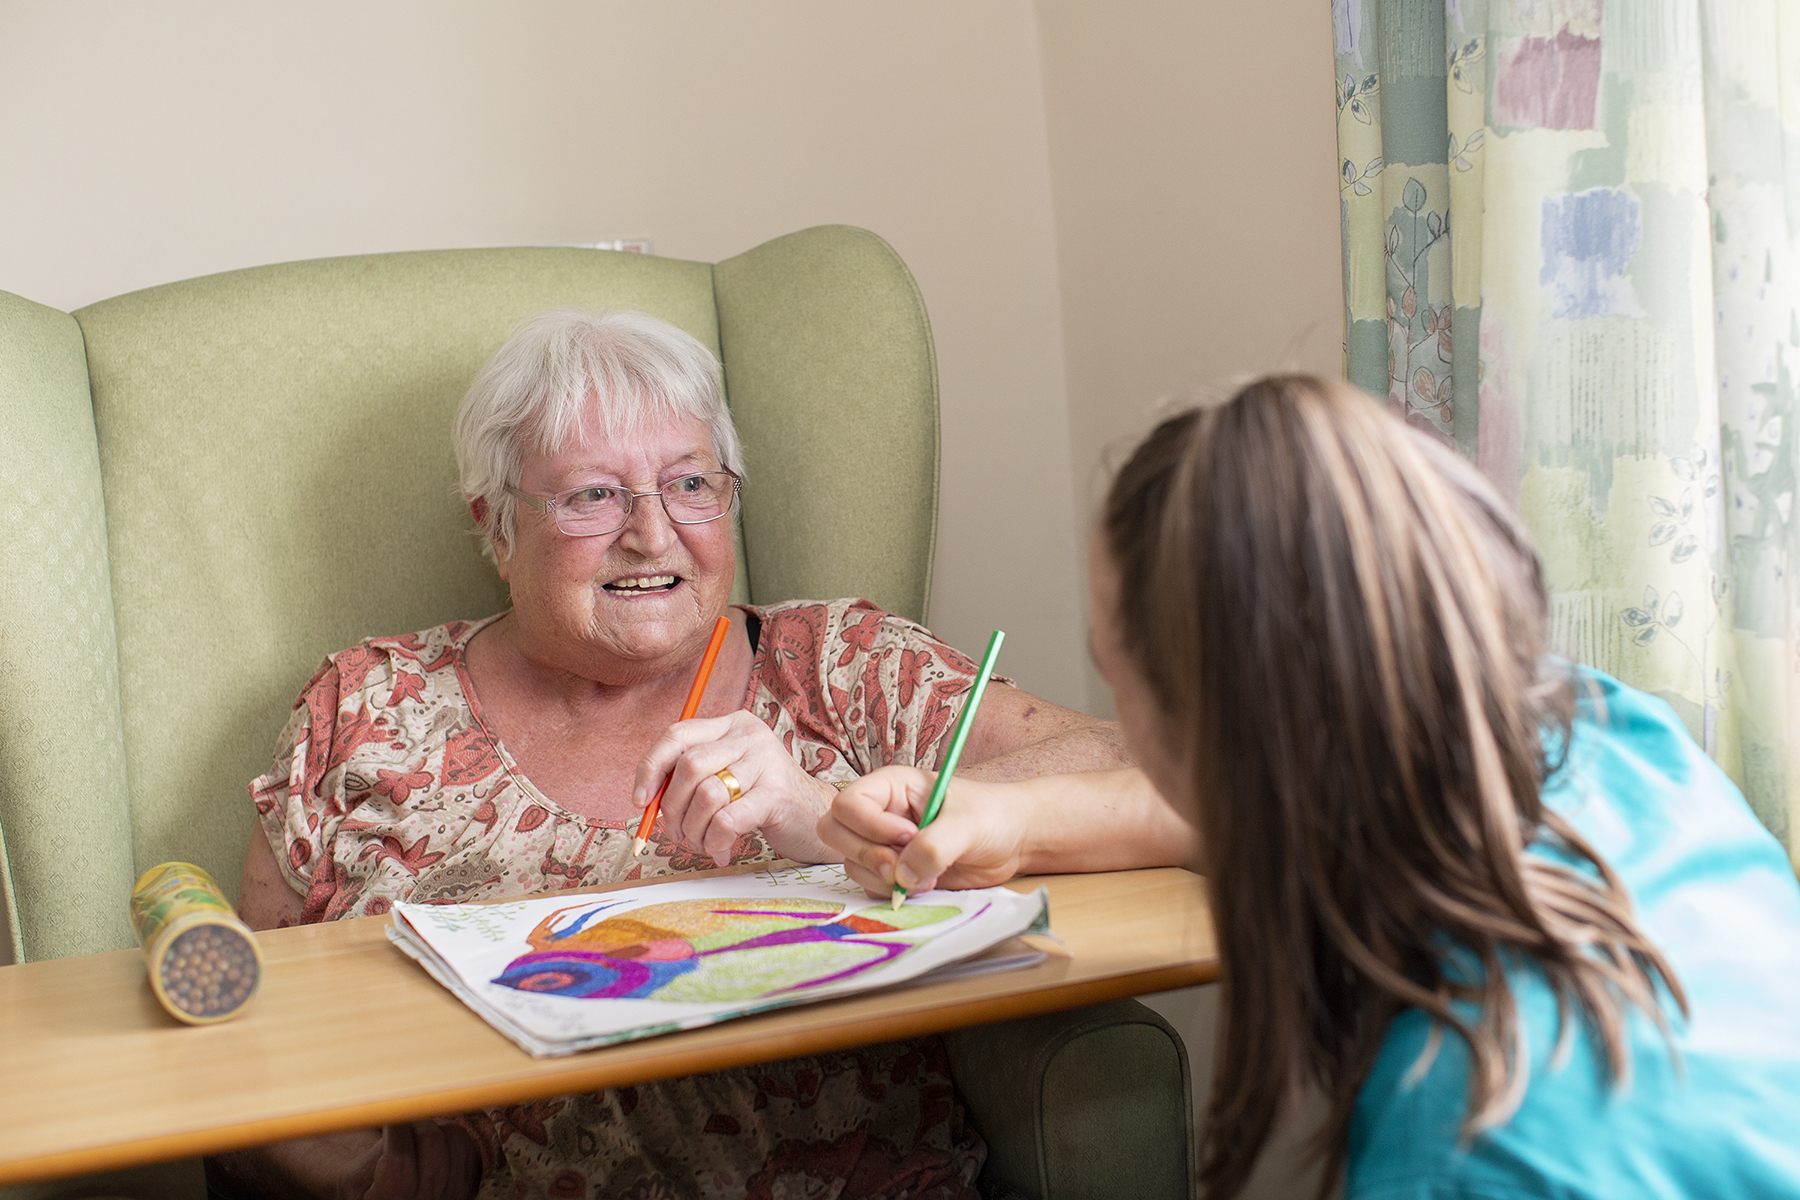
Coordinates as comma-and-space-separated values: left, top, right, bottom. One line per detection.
893, 629, 1005, 908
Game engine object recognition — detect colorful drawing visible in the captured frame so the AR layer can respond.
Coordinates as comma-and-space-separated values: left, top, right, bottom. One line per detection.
490, 896, 964, 1003
391, 865, 1050, 1056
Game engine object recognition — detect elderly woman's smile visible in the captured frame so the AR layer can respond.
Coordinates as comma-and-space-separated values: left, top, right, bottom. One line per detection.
606, 574, 679, 595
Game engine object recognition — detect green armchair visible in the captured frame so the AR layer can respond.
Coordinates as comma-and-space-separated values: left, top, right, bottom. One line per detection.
0, 226, 1192, 1200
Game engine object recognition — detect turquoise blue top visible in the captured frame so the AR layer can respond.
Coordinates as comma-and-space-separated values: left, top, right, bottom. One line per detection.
1347, 668, 1800, 1199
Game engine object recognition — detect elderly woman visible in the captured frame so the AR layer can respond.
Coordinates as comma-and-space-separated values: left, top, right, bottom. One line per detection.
223, 308, 1188, 1200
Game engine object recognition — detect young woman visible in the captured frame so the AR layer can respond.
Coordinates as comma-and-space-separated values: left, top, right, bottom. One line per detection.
823, 374, 1800, 1198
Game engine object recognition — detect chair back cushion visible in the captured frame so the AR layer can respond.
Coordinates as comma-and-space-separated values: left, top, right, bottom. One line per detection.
714, 228, 938, 615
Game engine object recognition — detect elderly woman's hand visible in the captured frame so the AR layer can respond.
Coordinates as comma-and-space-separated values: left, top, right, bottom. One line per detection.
816, 766, 1030, 898
634, 710, 839, 865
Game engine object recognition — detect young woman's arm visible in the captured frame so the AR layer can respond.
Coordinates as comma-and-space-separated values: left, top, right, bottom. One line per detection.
816, 766, 1197, 896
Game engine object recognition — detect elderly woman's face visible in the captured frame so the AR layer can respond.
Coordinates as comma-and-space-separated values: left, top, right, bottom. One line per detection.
499, 410, 736, 684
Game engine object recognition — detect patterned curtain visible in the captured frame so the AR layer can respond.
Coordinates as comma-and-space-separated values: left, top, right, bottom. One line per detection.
1334, 0, 1800, 863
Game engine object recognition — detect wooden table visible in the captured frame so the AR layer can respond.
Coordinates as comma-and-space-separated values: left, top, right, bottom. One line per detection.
0, 867, 1216, 1185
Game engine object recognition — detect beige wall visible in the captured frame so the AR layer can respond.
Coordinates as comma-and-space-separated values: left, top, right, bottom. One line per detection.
0, 0, 1344, 717
1036, 0, 1346, 715
0, 0, 1089, 707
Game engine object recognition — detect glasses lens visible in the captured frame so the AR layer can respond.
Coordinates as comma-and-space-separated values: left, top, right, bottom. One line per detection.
556, 486, 630, 536
661, 473, 736, 524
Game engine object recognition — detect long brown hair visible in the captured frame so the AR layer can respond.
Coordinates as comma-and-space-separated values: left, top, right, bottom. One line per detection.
1102, 376, 1683, 1198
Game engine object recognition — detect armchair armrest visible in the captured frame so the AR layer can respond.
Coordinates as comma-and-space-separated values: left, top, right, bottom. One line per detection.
944, 999, 1196, 1200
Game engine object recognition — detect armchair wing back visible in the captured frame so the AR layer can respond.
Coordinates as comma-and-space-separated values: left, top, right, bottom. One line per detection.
0, 226, 939, 964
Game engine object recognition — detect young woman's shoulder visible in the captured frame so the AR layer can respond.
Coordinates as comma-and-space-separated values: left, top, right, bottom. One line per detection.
1549, 664, 1787, 885
1346, 664, 1800, 1199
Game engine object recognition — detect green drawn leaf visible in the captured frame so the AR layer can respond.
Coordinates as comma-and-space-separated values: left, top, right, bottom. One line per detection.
1403, 177, 1427, 213
1635, 625, 1660, 646
1663, 592, 1685, 628
1671, 457, 1696, 481
1649, 522, 1677, 546
1649, 496, 1676, 518
1351, 97, 1372, 124
1354, 180, 1371, 196
1671, 535, 1699, 564
1621, 607, 1654, 627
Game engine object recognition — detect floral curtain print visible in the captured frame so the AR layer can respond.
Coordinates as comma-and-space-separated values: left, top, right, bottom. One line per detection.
1335, 0, 1800, 863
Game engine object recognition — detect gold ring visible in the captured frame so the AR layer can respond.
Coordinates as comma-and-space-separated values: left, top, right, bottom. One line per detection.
715, 766, 743, 804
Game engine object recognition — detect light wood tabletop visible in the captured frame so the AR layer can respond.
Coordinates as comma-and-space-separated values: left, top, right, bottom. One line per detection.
0, 866, 1217, 1185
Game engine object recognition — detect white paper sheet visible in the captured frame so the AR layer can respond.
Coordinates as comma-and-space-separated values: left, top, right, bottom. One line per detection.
387, 864, 1050, 1057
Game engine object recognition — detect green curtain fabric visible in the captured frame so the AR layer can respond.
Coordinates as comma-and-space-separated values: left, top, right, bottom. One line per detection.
1335, 0, 1800, 863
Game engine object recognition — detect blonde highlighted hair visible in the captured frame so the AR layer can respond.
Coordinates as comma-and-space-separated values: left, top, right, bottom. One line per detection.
1101, 375, 1682, 1198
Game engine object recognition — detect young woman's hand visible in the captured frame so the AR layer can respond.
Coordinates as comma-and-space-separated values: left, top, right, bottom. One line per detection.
816, 766, 1032, 897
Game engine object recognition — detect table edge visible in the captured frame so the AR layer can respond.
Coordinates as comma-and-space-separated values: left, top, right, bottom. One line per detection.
0, 959, 1217, 1184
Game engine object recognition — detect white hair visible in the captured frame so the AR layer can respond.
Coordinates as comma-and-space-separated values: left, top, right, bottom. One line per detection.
453, 308, 743, 562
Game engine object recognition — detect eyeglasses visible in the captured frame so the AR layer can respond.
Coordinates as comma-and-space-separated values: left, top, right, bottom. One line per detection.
505, 470, 741, 538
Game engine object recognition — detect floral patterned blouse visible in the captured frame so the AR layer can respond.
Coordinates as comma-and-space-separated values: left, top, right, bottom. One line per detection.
252, 597, 988, 921
250, 597, 994, 1200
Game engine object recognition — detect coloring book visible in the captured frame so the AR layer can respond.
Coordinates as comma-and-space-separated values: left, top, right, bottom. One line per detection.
386, 864, 1051, 1057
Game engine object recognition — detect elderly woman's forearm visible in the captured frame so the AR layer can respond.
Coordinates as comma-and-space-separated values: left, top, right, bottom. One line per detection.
960, 722, 1133, 782
999, 768, 1199, 876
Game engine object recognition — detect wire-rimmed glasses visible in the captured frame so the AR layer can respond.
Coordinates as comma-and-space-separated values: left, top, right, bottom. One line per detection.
506, 470, 741, 538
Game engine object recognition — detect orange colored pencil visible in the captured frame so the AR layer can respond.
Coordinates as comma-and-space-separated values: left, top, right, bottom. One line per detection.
632, 615, 733, 858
